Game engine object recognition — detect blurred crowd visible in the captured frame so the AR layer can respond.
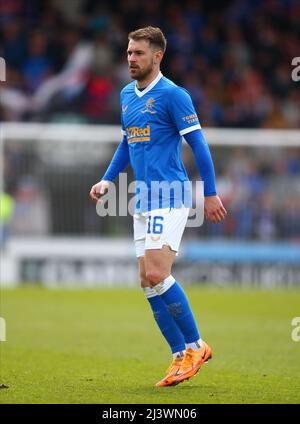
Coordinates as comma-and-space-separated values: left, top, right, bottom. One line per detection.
187, 147, 300, 241
1, 0, 300, 127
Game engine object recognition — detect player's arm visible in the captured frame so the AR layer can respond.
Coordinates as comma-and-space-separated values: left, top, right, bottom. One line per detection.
184, 129, 227, 223
167, 86, 226, 223
89, 134, 130, 203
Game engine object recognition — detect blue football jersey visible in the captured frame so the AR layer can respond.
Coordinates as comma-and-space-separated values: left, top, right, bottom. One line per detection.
120, 72, 201, 211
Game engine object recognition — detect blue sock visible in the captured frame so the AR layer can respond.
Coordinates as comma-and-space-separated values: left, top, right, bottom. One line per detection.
155, 276, 200, 344
143, 287, 186, 354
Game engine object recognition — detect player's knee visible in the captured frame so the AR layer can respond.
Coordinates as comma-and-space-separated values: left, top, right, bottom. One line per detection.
146, 270, 164, 286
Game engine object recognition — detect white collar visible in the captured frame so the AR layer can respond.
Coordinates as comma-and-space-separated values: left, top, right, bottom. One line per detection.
134, 71, 163, 98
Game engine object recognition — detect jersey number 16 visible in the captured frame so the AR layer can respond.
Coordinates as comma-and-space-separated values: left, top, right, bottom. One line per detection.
147, 216, 164, 234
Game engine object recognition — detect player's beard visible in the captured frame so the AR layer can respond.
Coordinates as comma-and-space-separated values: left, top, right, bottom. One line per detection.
130, 60, 154, 82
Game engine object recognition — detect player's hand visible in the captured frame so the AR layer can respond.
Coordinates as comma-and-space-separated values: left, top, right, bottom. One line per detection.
204, 195, 227, 224
89, 180, 109, 204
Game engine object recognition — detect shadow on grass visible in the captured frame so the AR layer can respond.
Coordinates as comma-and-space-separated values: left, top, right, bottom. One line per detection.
117, 381, 231, 403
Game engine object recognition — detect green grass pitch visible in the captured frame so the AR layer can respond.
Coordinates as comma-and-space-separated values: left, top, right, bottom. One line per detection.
0, 286, 300, 404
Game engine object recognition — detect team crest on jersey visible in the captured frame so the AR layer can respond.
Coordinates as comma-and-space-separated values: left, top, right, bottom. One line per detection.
150, 235, 161, 242
141, 97, 156, 114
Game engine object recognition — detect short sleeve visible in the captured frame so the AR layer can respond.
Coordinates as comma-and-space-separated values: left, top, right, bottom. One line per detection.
121, 114, 126, 136
120, 94, 127, 136
168, 87, 201, 136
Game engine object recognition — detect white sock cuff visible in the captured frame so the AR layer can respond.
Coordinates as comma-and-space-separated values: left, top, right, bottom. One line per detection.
154, 275, 176, 296
186, 338, 202, 350
143, 287, 158, 299
172, 350, 185, 359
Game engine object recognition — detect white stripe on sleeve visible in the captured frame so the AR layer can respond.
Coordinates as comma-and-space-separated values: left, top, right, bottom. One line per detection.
179, 124, 201, 136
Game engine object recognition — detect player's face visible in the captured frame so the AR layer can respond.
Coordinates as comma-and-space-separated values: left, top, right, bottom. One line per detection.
127, 39, 159, 81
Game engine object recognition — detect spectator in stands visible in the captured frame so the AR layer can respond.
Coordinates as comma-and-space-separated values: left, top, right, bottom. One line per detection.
23, 30, 53, 93
0, 0, 299, 128
31, 26, 93, 114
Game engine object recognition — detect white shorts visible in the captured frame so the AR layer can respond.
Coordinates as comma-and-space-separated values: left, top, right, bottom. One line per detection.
133, 207, 189, 258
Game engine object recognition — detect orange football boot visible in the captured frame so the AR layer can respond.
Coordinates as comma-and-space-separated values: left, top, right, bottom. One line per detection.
155, 355, 184, 387
169, 341, 212, 385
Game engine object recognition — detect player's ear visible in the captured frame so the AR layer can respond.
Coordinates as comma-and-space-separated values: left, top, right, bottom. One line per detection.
155, 50, 163, 64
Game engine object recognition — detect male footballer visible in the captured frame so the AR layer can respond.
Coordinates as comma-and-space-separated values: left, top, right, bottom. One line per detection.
90, 26, 227, 387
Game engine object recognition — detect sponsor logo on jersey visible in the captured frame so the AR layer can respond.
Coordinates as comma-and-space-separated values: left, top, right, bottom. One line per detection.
122, 104, 128, 113
126, 125, 151, 143
182, 113, 199, 124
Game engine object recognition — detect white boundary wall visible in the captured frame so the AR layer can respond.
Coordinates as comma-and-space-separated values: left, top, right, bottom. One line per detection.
0, 237, 136, 288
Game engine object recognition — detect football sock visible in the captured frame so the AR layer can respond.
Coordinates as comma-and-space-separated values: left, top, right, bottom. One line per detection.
143, 287, 186, 354
172, 350, 185, 359
186, 339, 202, 350
154, 275, 201, 344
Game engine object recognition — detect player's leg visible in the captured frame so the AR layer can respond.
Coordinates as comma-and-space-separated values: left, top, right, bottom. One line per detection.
139, 256, 185, 355
138, 255, 186, 387
145, 246, 202, 349
145, 247, 212, 385
144, 207, 212, 385
134, 213, 186, 386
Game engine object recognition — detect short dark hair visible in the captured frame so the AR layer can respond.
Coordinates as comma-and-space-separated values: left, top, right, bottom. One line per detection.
128, 26, 167, 53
